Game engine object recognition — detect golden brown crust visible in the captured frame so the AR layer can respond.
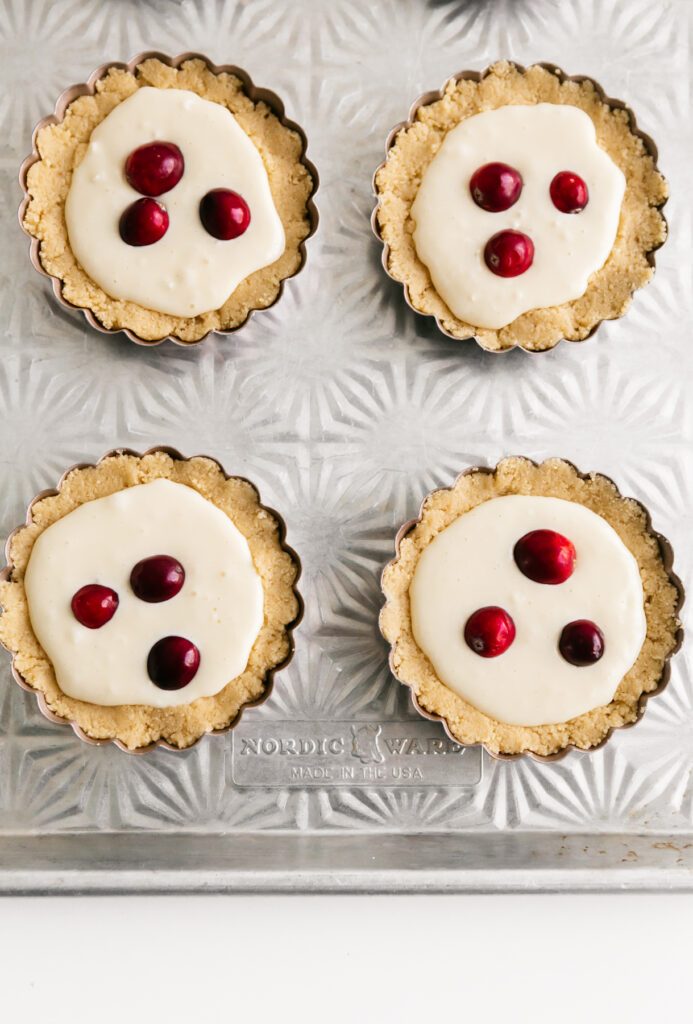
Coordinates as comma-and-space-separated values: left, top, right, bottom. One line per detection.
374, 61, 667, 352
23, 57, 314, 342
0, 451, 300, 750
380, 457, 680, 757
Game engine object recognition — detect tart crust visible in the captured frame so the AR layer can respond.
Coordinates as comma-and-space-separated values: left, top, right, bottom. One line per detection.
23, 57, 315, 342
0, 450, 301, 751
374, 61, 667, 352
380, 458, 681, 758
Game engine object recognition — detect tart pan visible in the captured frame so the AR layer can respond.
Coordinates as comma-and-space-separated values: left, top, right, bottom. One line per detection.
380, 458, 684, 761
19, 51, 319, 347
371, 61, 667, 354
0, 446, 303, 754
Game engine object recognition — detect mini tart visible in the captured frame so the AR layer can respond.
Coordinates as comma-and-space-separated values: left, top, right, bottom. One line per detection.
21, 53, 318, 345
373, 61, 667, 353
0, 448, 302, 752
380, 458, 682, 760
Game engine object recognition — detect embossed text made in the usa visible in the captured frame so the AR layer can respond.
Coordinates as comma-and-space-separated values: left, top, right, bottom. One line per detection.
231, 721, 483, 788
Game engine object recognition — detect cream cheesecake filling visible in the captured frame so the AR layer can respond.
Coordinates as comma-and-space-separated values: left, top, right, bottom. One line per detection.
65, 87, 285, 317
411, 104, 626, 329
24, 479, 264, 707
409, 495, 646, 726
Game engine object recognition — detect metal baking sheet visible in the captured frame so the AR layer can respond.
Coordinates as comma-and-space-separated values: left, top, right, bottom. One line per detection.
1, 0, 692, 893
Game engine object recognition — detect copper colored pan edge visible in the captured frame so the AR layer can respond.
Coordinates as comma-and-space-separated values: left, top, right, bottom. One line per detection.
370, 61, 668, 355
379, 458, 685, 763
0, 445, 304, 754
19, 51, 319, 348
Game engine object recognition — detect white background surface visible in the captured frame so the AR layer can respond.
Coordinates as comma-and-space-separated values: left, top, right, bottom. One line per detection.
1, 894, 691, 1022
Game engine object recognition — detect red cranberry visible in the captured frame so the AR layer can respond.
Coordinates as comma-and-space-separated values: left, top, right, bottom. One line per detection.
130, 555, 185, 603
71, 584, 119, 629
550, 171, 589, 214
464, 606, 516, 658
119, 198, 169, 246
125, 142, 184, 197
199, 189, 251, 240
147, 636, 200, 690
484, 230, 534, 277
514, 529, 576, 585
470, 162, 523, 212
559, 620, 604, 667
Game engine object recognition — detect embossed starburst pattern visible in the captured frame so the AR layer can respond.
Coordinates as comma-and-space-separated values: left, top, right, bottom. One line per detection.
0, 0, 690, 843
